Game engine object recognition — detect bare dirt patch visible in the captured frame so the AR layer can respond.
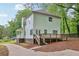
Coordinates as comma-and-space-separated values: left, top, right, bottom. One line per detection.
20, 43, 38, 49
33, 41, 67, 52
0, 45, 9, 56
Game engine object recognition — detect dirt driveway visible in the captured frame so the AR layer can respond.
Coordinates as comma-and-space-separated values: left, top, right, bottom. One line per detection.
4, 44, 46, 56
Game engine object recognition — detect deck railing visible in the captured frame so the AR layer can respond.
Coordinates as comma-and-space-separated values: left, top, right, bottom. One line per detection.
40, 34, 62, 39
34, 33, 79, 40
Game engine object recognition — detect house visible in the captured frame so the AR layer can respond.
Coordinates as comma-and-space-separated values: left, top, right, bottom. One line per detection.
16, 10, 61, 45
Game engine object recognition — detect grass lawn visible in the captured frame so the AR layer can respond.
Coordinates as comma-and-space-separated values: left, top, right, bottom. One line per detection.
0, 45, 9, 56
0, 39, 16, 44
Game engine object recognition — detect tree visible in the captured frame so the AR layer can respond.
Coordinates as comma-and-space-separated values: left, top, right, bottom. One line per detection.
23, 3, 49, 10
7, 20, 17, 37
48, 4, 60, 16
15, 9, 32, 29
0, 25, 4, 39
0, 25, 8, 39
6, 8, 32, 38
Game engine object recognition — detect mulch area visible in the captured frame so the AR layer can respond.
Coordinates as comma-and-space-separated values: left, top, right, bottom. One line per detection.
34, 39, 79, 52
0, 45, 9, 56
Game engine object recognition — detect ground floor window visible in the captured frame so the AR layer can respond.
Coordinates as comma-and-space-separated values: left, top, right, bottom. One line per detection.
53, 30, 58, 34
36, 29, 38, 35
36, 29, 41, 35
44, 29, 47, 35
39, 30, 41, 35
30, 29, 33, 35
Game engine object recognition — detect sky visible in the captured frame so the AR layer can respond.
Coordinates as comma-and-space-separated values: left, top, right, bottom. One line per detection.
0, 3, 45, 26
0, 3, 74, 26
0, 3, 25, 26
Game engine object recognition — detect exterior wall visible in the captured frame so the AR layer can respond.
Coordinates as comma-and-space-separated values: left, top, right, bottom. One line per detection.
33, 13, 60, 35
16, 32, 24, 38
20, 12, 61, 40
24, 14, 34, 39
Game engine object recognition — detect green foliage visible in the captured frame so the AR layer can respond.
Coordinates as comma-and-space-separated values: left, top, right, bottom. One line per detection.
2, 39, 11, 42
48, 4, 70, 34
0, 39, 16, 44
2, 36, 10, 40
48, 4, 60, 16
15, 9, 32, 28
0, 25, 8, 39
7, 20, 17, 37
7, 8, 32, 37
1, 4, 79, 38
0, 26, 3, 39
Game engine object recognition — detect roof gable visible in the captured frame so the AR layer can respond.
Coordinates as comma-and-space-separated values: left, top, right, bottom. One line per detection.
32, 10, 61, 18
23, 10, 61, 20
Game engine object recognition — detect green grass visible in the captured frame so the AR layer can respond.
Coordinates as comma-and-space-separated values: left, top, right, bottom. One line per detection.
0, 39, 16, 44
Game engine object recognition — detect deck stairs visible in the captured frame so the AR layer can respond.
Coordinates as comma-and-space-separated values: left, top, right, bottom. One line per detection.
33, 35, 48, 45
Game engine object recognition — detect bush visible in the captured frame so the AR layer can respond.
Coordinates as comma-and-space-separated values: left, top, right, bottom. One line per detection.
2, 37, 10, 40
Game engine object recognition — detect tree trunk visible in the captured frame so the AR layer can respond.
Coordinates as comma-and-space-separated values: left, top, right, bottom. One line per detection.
64, 17, 70, 34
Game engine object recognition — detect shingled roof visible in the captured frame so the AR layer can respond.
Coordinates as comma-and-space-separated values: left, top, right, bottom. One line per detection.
32, 10, 61, 18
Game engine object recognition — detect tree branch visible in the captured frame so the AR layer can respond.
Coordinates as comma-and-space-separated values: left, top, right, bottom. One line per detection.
56, 4, 79, 13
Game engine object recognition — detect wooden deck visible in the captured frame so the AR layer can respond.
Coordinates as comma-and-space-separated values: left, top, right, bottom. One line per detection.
16, 34, 69, 45
41, 34, 62, 39
33, 34, 66, 45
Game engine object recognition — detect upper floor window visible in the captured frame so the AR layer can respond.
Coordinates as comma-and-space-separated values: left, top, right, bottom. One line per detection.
49, 17, 52, 22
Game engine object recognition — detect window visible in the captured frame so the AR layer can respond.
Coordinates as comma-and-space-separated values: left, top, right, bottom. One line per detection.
36, 29, 38, 34
39, 30, 41, 35
44, 29, 47, 35
53, 30, 58, 34
35, 29, 41, 35
30, 29, 33, 35
49, 17, 52, 22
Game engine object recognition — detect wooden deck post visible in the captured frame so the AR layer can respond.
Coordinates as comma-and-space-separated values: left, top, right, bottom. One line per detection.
50, 34, 51, 43
16, 38, 20, 45
66, 34, 68, 41
56, 34, 57, 42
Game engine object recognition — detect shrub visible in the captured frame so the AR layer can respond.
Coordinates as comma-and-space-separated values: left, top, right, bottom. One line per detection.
2, 37, 10, 40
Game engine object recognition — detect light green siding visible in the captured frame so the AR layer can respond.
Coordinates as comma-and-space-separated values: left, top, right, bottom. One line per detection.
21, 12, 61, 39
33, 13, 60, 34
